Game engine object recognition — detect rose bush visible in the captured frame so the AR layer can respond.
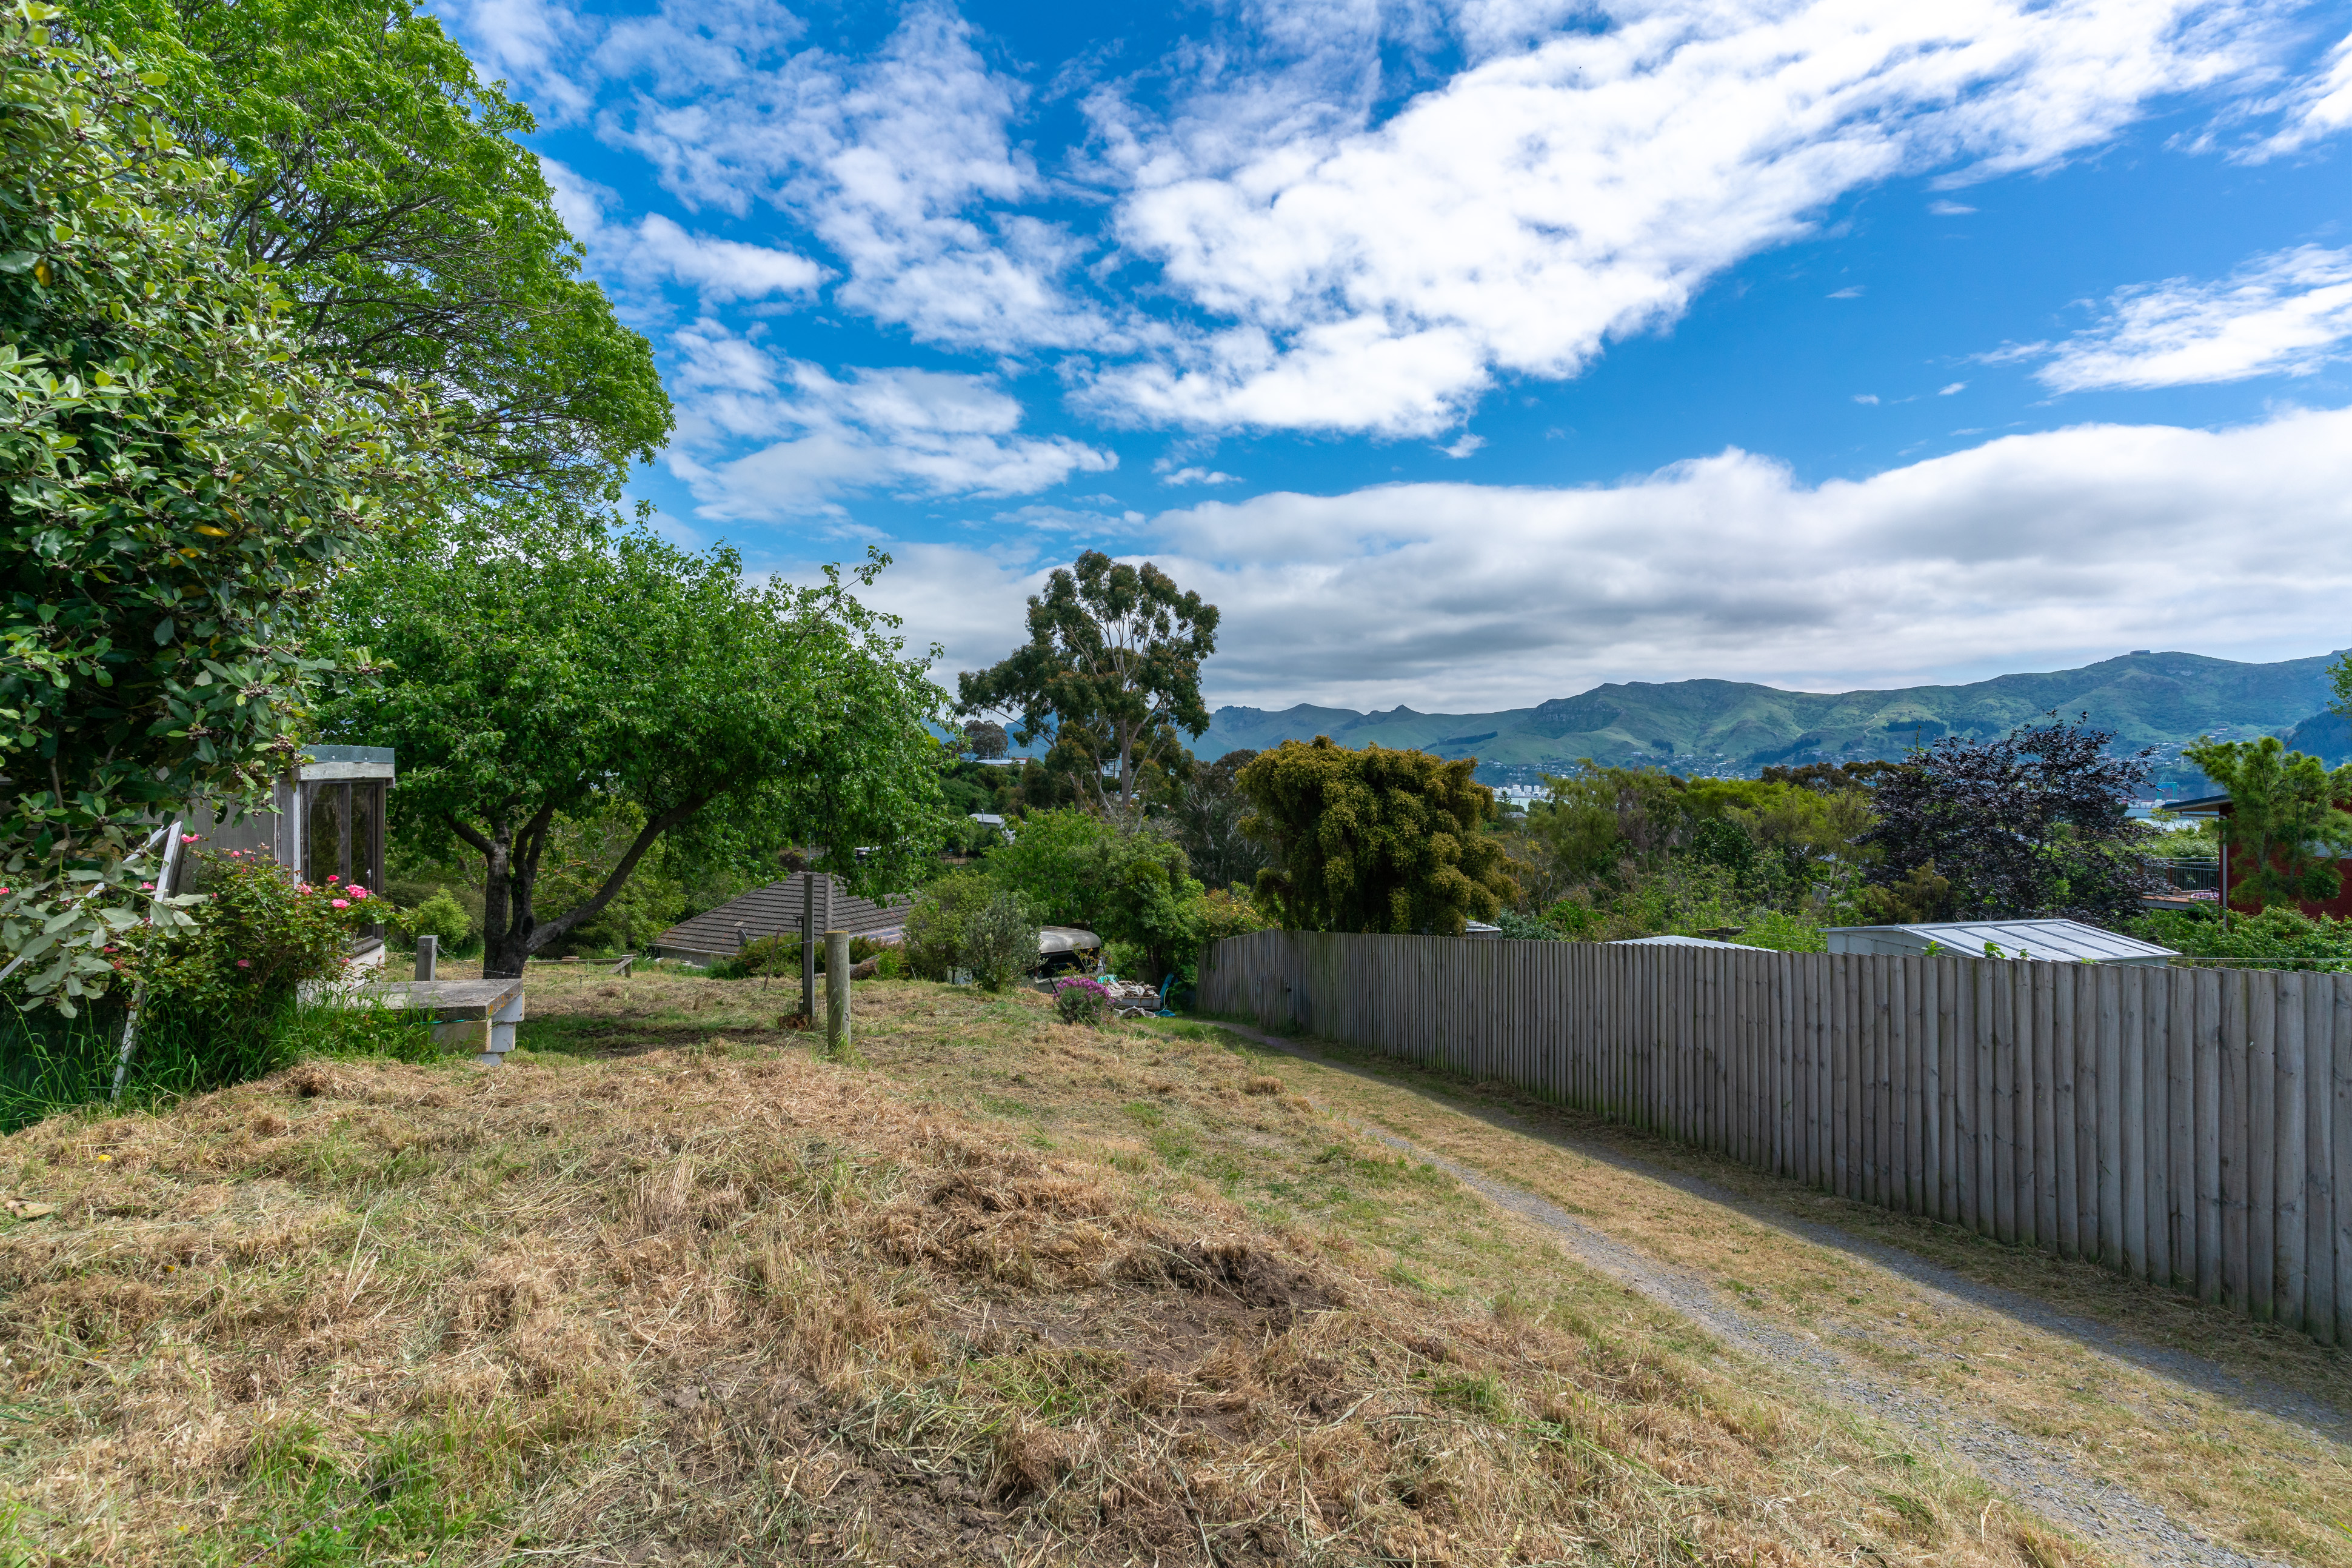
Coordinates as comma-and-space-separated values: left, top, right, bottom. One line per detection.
140, 850, 376, 1031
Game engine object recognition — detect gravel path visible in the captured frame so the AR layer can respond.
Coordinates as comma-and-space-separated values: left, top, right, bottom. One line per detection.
1212, 1022, 2283, 1568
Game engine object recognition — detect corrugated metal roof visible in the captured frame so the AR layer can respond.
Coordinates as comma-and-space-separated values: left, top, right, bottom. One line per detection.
1610, 933, 1756, 950
656, 872, 912, 958
1825, 918, 2176, 962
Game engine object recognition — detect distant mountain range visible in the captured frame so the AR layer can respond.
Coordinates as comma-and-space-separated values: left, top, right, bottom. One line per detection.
1195, 650, 2352, 792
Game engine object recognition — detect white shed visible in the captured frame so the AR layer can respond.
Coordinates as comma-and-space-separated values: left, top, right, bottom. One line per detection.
1824, 918, 2176, 967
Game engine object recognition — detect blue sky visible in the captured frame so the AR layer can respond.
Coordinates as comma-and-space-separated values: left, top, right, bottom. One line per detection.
433, 0, 2352, 712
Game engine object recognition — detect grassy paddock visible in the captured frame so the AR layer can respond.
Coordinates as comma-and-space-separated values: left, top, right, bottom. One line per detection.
0, 969, 2111, 1566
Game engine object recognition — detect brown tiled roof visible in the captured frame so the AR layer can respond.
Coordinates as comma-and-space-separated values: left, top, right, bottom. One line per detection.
655, 872, 912, 958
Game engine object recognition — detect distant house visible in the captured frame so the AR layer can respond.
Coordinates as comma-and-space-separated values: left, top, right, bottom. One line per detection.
653, 870, 912, 965
2159, 793, 2352, 920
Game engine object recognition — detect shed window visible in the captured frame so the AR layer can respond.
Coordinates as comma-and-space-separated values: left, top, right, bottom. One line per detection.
301, 779, 387, 933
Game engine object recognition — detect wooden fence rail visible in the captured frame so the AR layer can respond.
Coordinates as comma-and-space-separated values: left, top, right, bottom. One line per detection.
1197, 930, 2352, 1344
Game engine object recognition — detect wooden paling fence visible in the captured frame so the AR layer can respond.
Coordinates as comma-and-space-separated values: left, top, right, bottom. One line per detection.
1198, 930, 2352, 1344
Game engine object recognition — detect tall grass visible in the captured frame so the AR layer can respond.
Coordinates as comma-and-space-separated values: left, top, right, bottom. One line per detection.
0, 996, 440, 1134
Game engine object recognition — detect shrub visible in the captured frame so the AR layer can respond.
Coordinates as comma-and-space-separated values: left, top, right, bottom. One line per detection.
396, 889, 472, 950
142, 852, 378, 1038
708, 933, 884, 980
902, 869, 995, 980
1054, 976, 1110, 1026
963, 891, 1040, 992
2128, 906, 2352, 970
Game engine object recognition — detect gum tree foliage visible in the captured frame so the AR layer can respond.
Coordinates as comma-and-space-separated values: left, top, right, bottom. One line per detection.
322, 517, 950, 977
1860, 713, 2158, 922
0, 8, 429, 1010
1238, 739, 1517, 935
1160, 747, 1267, 891
958, 550, 1218, 818
2180, 736, 2352, 913
59, 0, 671, 499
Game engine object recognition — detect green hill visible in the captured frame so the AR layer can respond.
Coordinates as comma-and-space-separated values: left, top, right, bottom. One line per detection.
1198, 650, 2349, 791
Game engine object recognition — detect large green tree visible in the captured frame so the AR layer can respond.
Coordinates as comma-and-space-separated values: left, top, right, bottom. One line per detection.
1, 8, 430, 1009
1237, 739, 1517, 935
59, 0, 670, 499
958, 551, 1218, 818
322, 517, 950, 976
2182, 735, 2352, 913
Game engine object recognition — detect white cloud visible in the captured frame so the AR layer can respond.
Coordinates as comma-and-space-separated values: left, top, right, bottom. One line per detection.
1929, 200, 1979, 215
1939, 381, 1968, 395
1081, 0, 2284, 435
1104, 404, 2352, 710
543, 158, 825, 306
2240, 30, 2352, 159
1439, 433, 1486, 459
1160, 466, 1240, 486
1828, 285, 1865, 298
432, 0, 596, 120
663, 325, 1117, 518
1853, 393, 1880, 404
2026, 244, 2352, 391
593, 0, 1107, 352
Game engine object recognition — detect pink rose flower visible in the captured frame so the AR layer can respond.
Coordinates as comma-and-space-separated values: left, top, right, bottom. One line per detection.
236, 959, 251, 968
1, 886, 13, 895
331, 898, 350, 909
349, 886, 369, 898
181, 833, 198, 844
140, 881, 154, 891
327, 875, 341, 884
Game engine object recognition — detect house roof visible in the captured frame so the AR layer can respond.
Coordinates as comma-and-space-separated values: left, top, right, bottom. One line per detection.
2157, 793, 2231, 817
655, 871, 912, 958
1610, 933, 1756, 950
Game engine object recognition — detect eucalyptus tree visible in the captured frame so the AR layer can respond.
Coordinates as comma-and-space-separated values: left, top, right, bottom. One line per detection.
958, 551, 1219, 819
322, 517, 950, 976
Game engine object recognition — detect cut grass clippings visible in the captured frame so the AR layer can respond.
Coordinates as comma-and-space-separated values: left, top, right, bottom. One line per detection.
0, 969, 2107, 1565
1205, 1018, 2352, 1568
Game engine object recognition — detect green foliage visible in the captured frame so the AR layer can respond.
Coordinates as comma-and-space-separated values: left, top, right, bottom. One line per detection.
1853, 862, 1954, 926
395, 888, 471, 950
958, 550, 1218, 817
59, 0, 670, 502
321, 515, 949, 976
529, 802, 686, 955
901, 869, 995, 981
1238, 739, 1517, 935
1, 9, 431, 1008
985, 809, 1228, 979
963, 891, 1039, 992
2129, 905, 2352, 971
2181, 735, 2352, 914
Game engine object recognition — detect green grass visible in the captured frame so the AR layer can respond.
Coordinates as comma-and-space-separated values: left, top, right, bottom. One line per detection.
1, 996, 442, 1133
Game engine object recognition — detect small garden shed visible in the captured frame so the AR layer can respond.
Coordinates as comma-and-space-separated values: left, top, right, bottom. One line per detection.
1824, 918, 2176, 967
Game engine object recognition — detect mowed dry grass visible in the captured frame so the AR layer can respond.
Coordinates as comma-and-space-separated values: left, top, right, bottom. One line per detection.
1232, 1027, 2352, 1568
1, 969, 2106, 1566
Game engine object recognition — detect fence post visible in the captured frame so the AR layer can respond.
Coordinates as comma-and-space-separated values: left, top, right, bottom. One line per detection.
824, 929, 851, 1060
416, 934, 438, 983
